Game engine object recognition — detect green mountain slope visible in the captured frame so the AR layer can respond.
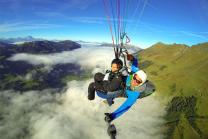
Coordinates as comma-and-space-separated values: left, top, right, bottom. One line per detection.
138, 42, 208, 139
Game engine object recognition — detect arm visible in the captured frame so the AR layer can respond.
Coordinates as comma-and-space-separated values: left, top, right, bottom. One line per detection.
110, 90, 140, 120
131, 57, 139, 73
127, 54, 140, 73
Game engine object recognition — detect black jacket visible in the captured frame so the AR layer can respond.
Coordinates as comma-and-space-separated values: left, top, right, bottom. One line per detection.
94, 71, 124, 92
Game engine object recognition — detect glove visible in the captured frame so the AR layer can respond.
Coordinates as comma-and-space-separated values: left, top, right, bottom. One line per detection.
127, 54, 134, 61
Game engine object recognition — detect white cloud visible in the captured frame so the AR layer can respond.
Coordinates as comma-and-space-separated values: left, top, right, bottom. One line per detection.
35, 11, 135, 25
64, 0, 98, 10
2, 46, 166, 139
41, 13, 97, 24
179, 31, 208, 41
0, 80, 166, 139
8, 46, 115, 72
0, 22, 63, 33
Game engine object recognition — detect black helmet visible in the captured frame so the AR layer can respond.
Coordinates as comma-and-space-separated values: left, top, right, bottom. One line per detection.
111, 58, 123, 68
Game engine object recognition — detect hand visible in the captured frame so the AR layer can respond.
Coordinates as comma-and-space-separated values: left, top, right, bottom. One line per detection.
127, 54, 134, 61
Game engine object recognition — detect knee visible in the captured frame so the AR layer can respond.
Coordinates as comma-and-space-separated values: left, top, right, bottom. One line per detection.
94, 72, 105, 82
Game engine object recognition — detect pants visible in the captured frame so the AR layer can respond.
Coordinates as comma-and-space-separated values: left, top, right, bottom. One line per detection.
88, 72, 123, 101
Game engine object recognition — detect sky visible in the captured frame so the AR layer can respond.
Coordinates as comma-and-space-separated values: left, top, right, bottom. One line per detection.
0, 0, 208, 48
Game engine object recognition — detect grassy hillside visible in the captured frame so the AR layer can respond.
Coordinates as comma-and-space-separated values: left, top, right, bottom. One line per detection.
138, 42, 208, 139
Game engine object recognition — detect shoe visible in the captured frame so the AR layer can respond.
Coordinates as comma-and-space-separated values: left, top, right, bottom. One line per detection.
104, 113, 112, 123
108, 100, 114, 106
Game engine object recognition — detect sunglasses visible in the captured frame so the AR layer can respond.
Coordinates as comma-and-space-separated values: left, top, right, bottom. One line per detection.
133, 74, 142, 84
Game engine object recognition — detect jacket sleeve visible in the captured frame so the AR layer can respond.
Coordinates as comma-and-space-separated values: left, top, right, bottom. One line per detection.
131, 57, 140, 73
110, 90, 140, 120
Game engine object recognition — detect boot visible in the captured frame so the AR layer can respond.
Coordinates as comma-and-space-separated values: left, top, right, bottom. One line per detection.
88, 82, 95, 100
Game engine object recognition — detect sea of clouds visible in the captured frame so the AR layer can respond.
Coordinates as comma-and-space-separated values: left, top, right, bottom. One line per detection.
1, 45, 166, 139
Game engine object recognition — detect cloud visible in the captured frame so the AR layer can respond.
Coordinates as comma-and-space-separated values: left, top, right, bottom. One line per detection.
146, 1, 158, 10
2, 46, 167, 139
131, 21, 208, 42
0, 22, 63, 33
58, 16, 106, 24
8, 46, 115, 72
35, 11, 137, 25
36, 12, 99, 23
35, 11, 114, 24
0, 80, 166, 139
64, 0, 99, 10
179, 31, 208, 41
200, 31, 208, 34
0, 0, 98, 11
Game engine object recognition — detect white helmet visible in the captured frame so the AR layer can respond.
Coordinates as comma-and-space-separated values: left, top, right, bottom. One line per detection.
135, 70, 147, 83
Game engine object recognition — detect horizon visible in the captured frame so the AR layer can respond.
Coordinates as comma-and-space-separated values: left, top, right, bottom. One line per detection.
1, 0, 208, 48
1, 35, 207, 48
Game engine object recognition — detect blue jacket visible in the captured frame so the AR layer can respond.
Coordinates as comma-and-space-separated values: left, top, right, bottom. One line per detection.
110, 57, 141, 120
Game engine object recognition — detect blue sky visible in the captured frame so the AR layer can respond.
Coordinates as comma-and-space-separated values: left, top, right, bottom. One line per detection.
0, 0, 208, 48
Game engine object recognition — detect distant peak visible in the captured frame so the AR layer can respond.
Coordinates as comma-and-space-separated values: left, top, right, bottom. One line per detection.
150, 42, 167, 49
26, 35, 34, 39
151, 42, 189, 49
154, 42, 166, 46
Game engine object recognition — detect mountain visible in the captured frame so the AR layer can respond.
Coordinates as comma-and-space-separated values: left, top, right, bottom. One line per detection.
0, 41, 16, 47
0, 40, 83, 91
0, 36, 43, 44
139, 42, 208, 97
1, 40, 207, 138
0, 42, 17, 58
0, 40, 81, 57
16, 40, 81, 54
138, 42, 208, 139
